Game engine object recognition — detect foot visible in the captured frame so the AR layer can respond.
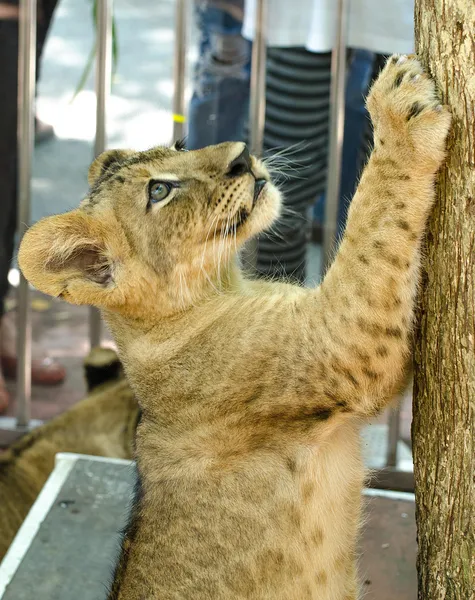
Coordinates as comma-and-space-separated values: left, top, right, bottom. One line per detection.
366, 54, 451, 175
0, 312, 66, 386
35, 117, 55, 146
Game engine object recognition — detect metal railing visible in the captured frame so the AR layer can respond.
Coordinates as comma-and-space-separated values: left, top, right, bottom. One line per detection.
172, 0, 188, 142
15, 0, 36, 429
9, 0, 114, 433
241, 0, 267, 274
322, 0, 349, 271
5, 0, 408, 490
88, 0, 114, 349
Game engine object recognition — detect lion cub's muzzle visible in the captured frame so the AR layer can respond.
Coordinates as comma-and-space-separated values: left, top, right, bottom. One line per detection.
226, 145, 268, 207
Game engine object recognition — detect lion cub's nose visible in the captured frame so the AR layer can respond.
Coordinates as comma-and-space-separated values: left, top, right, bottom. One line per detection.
227, 145, 252, 178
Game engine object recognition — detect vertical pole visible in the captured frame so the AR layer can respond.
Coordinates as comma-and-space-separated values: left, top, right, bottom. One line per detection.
172, 0, 187, 142
16, 0, 37, 428
248, 0, 267, 156
241, 0, 267, 274
89, 0, 113, 349
386, 404, 401, 468
322, 0, 348, 271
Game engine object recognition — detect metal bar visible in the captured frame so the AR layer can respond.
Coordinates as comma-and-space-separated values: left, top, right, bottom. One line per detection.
249, 0, 267, 156
94, 0, 113, 164
241, 0, 267, 274
89, 306, 102, 349
322, 0, 349, 271
172, 0, 187, 142
89, 0, 113, 349
386, 404, 401, 468
16, 0, 37, 428
370, 467, 414, 494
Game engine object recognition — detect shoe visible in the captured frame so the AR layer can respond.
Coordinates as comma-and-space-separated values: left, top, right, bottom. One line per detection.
1, 355, 66, 386
0, 312, 66, 386
35, 117, 55, 146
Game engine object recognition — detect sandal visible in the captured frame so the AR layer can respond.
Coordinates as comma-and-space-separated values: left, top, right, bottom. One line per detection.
1, 311, 66, 387
1, 355, 66, 386
35, 117, 55, 146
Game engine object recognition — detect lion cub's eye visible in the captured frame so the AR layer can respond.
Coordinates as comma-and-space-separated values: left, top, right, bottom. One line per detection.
149, 181, 172, 203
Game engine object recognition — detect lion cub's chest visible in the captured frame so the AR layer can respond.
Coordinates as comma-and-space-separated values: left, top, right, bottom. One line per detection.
135, 421, 363, 599
282, 424, 364, 598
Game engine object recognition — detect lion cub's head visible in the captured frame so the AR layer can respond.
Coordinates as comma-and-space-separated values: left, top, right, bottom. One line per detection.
18, 142, 281, 318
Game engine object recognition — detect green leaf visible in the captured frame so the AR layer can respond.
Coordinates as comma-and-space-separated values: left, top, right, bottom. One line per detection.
70, 41, 96, 103
70, 0, 119, 102
112, 17, 119, 70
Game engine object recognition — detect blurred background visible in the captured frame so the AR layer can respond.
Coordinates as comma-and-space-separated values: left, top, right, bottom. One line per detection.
1, 0, 413, 441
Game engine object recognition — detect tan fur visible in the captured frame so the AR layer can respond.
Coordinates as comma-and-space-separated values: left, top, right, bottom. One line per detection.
17, 56, 450, 599
0, 356, 138, 562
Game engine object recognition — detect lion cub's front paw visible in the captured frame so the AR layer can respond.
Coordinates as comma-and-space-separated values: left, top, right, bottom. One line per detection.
367, 55, 451, 171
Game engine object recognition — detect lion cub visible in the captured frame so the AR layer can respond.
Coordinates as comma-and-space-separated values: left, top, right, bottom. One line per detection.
19, 56, 450, 599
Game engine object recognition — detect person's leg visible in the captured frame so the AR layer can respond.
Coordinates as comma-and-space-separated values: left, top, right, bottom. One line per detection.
37, 0, 58, 56
336, 49, 376, 236
35, 0, 59, 144
0, 4, 20, 411
257, 48, 334, 283
187, 0, 251, 150
0, 0, 64, 414
312, 52, 386, 244
356, 53, 388, 175
0, 0, 58, 316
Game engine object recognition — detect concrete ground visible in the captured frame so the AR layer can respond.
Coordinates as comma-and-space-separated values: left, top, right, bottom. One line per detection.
1, 1, 417, 597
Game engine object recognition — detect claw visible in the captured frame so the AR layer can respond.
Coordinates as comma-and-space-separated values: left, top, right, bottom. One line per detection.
396, 55, 408, 66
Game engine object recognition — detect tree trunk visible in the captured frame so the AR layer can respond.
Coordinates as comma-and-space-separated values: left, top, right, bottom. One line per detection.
412, 2, 475, 599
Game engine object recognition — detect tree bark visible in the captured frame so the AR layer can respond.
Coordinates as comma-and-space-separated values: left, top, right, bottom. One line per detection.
413, 1, 475, 599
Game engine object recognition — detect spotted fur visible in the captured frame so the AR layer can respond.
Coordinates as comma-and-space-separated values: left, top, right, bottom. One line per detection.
18, 56, 450, 599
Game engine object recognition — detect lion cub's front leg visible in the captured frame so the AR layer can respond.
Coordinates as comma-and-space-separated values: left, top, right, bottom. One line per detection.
306, 55, 451, 418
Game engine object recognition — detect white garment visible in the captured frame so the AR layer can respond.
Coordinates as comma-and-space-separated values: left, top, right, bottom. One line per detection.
242, 0, 414, 54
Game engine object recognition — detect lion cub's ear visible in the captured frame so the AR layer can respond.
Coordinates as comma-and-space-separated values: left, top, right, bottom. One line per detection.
88, 149, 135, 187
18, 210, 121, 308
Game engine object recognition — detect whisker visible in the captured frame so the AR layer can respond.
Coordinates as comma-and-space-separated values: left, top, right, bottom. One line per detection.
200, 214, 222, 295
201, 214, 219, 269
279, 205, 308, 221
264, 140, 310, 159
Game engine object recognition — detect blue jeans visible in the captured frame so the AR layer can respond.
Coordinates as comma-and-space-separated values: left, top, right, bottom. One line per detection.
187, 0, 251, 150
313, 50, 378, 237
